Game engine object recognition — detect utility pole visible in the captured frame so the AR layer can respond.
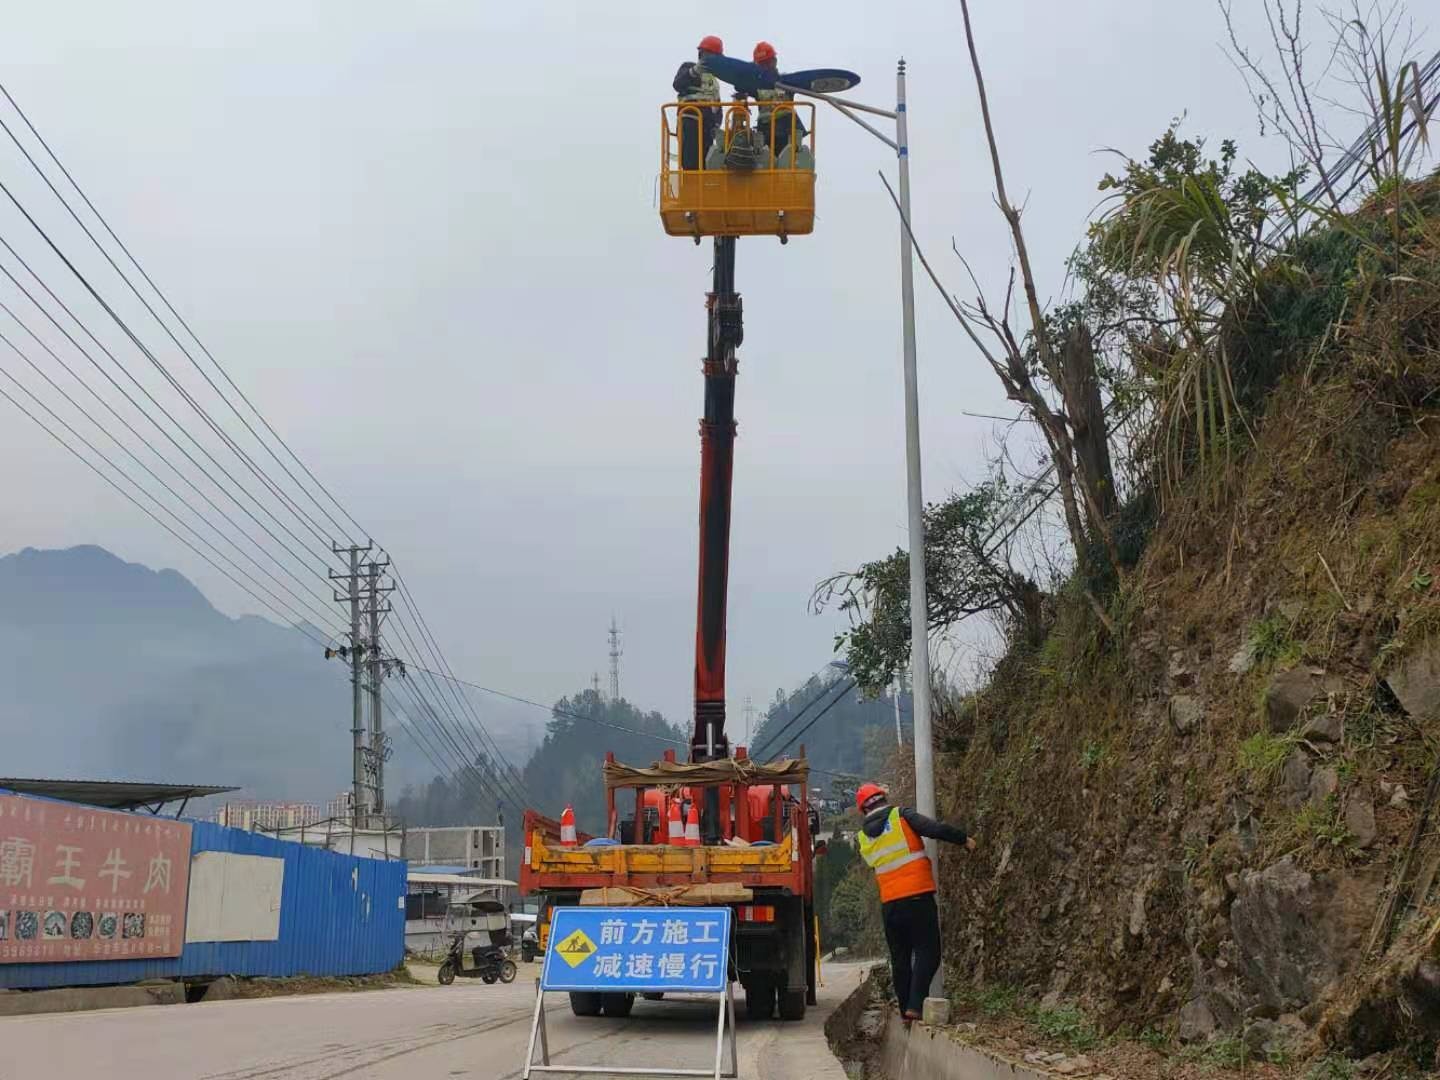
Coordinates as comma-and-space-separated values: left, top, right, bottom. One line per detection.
607, 617, 623, 702
330, 542, 373, 826
364, 557, 394, 829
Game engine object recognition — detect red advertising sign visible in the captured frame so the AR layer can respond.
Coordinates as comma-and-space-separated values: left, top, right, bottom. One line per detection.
0, 794, 192, 964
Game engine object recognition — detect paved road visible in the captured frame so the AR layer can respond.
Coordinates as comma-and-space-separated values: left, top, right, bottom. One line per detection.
0, 962, 865, 1080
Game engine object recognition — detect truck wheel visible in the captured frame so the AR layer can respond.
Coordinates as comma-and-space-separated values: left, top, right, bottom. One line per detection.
569, 991, 603, 1017
601, 992, 635, 1018
437, 961, 456, 986
744, 982, 776, 1021
779, 988, 807, 1021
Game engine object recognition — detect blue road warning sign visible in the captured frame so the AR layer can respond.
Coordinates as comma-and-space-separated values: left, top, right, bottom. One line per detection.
539, 906, 732, 994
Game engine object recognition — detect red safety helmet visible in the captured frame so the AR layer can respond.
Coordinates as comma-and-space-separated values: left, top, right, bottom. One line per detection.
753, 41, 777, 64
698, 35, 724, 55
855, 782, 888, 814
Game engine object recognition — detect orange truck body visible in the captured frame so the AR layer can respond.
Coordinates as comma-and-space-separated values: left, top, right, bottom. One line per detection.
521, 750, 819, 1020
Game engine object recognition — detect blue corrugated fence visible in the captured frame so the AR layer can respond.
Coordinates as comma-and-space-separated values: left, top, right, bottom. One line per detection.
0, 797, 405, 990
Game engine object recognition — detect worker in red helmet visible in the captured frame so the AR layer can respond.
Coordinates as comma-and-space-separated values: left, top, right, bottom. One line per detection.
674, 36, 725, 171
854, 782, 975, 1025
750, 41, 804, 162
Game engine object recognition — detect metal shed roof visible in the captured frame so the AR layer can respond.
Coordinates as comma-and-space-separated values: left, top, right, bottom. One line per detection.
407, 872, 517, 888
0, 777, 237, 813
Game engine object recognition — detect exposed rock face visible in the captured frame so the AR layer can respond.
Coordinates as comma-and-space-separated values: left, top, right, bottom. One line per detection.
1230, 859, 1382, 1014
1264, 669, 1342, 732
1308, 767, 1339, 809
1279, 751, 1313, 811
1178, 996, 1219, 1043
1301, 709, 1343, 743
1345, 794, 1377, 849
1385, 638, 1440, 720
1169, 694, 1204, 734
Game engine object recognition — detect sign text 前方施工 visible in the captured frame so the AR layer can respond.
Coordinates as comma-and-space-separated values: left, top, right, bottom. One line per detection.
539, 906, 731, 993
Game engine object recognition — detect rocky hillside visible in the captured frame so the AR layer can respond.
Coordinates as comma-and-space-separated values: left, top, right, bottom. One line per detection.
929, 177, 1440, 1070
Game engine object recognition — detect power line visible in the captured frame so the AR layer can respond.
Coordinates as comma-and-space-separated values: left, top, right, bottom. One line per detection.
0, 241, 341, 614
382, 685, 477, 801
763, 678, 858, 762
387, 677, 517, 810
406, 663, 687, 747
0, 98, 349, 551
385, 619, 531, 811
751, 674, 852, 760
0, 329, 346, 635
0, 84, 544, 821
381, 598, 535, 810
0, 372, 348, 647
0, 79, 368, 546
388, 570, 540, 792
0, 188, 342, 578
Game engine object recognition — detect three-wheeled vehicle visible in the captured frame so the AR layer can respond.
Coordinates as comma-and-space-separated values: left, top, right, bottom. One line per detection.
436, 894, 518, 986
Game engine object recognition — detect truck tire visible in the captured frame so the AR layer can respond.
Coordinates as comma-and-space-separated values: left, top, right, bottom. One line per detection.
744, 982, 776, 1021
601, 992, 635, 1017
779, 988, 807, 1021
569, 991, 603, 1017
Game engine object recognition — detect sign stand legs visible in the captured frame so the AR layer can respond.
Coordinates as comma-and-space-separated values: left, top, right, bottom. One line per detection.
712, 983, 737, 1080
523, 981, 549, 1079
521, 985, 737, 1079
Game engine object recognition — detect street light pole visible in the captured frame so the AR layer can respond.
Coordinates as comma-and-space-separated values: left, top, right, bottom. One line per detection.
786, 56, 941, 1003
893, 60, 937, 833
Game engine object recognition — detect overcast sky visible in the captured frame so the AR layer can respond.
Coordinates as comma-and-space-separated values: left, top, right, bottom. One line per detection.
0, 2, 1309, 755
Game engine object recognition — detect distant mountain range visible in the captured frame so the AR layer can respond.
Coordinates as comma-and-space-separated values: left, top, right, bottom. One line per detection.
0, 545, 535, 805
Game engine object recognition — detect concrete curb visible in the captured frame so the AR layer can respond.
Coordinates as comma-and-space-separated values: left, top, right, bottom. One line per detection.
0, 982, 184, 1019
878, 1015, 1050, 1080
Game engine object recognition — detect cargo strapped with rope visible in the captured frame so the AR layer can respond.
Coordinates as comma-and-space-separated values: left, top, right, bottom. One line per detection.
601, 757, 808, 790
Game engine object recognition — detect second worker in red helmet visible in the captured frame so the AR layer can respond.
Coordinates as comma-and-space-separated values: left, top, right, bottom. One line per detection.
751, 41, 805, 162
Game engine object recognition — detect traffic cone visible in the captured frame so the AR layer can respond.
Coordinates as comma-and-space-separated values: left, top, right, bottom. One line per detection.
666, 799, 684, 845
683, 802, 701, 847
560, 804, 577, 847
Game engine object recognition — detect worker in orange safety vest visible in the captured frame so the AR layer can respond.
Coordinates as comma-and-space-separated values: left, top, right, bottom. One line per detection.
854, 782, 975, 1023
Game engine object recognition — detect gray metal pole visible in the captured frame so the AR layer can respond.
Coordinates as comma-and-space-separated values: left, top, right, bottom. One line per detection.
897, 59, 944, 1005
895, 60, 936, 825
894, 675, 904, 748
348, 547, 366, 826
367, 560, 385, 829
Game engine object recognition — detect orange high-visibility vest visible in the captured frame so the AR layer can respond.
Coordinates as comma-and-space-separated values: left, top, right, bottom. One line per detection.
856, 807, 936, 903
